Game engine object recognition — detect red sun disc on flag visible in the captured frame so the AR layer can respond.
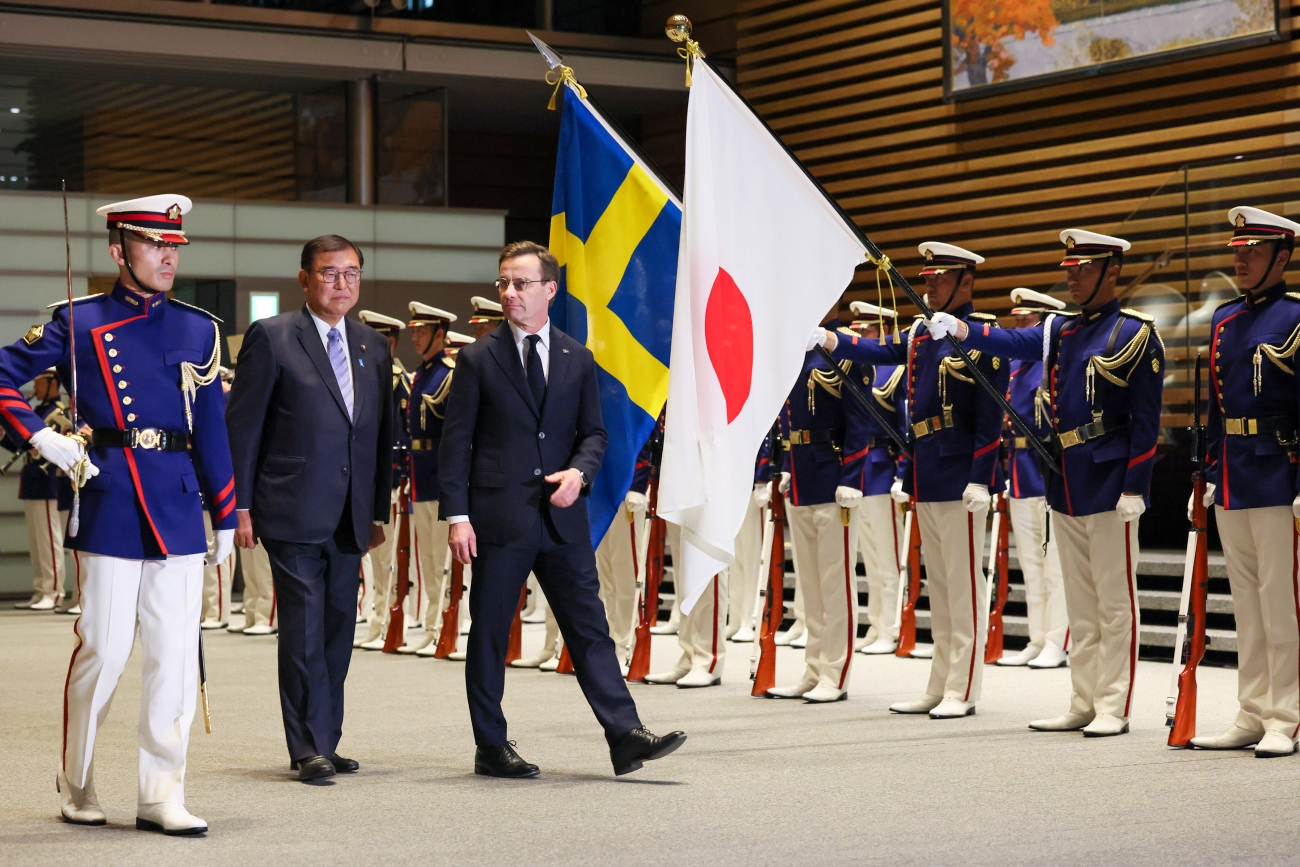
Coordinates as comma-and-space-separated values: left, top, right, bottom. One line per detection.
704, 267, 753, 424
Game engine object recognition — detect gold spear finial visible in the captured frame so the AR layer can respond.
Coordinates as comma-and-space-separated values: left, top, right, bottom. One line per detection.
665, 14, 705, 87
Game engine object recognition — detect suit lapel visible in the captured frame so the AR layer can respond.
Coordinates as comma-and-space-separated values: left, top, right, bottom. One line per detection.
487, 322, 539, 418
546, 326, 573, 412
296, 306, 351, 423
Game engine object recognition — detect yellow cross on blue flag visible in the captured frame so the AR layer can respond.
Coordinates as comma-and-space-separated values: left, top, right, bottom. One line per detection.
548, 87, 681, 547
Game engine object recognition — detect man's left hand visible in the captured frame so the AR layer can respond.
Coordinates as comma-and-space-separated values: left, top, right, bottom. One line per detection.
367, 524, 386, 551
546, 468, 584, 509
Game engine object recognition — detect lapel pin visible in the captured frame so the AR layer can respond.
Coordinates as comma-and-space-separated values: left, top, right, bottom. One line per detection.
358, 358, 365, 367
360, 344, 366, 351
562, 348, 570, 354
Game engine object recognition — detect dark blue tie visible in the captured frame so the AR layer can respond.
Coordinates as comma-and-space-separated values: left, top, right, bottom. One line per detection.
525, 334, 546, 409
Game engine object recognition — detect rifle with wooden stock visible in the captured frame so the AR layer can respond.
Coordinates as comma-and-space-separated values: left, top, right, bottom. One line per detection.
1168, 353, 1209, 747
627, 422, 666, 682
984, 492, 1011, 663
382, 477, 413, 652
752, 424, 786, 696
432, 557, 464, 658
895, 498, 923, 658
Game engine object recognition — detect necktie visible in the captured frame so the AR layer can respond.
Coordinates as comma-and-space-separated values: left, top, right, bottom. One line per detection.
525, 333, 546, 409
327, 327, 354, 420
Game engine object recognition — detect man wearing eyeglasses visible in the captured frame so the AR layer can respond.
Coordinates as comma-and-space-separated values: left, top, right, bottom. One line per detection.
226, 234, 393, 783
441, 240, 685, 778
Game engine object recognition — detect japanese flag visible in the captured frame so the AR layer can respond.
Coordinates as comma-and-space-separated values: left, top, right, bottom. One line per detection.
658, 61, 867, 613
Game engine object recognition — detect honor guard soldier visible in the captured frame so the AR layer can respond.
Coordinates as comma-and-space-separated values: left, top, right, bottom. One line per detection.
446, 330, 475, 357
597, 442, 650, 668
823, 243, 1009, 718
355, 310, 411, 649
233, 540, 277, 635
6, 368, 72, 611
766, 309, 872, 703
399, 302, 456, 655
996, 289, 1069, 669
929, 230, 1163, 737
845, 301, 907, 655
1190, 207, 1300, 757
0, 195, 236, 833
469, 295, 504, 339
728, 437, 773, 643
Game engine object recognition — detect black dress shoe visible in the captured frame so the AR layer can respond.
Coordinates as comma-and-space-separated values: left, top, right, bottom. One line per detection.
610, 727, 687, 776
328, 754, 359, 773
474, 742, 540, 779
295, 755, 337, 784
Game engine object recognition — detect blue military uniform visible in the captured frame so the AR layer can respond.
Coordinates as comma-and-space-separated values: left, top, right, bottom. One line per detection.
27, 194, 228, 832
1192, 206, 1300, 754
767, 326, 870, 701
956, 229, 1163, 735
403, 302, 457, 647
834, 242, 1009, 715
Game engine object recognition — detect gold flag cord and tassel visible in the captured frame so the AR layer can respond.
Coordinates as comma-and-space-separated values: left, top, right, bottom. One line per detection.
545, 64, 587, 111
666, 14, 706, 87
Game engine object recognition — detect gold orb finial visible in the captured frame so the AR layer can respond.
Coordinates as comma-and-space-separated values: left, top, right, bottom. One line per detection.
666, 14, 693, 42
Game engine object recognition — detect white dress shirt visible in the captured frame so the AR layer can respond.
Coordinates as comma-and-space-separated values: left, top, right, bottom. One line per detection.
509, 318, 550, 382
307, 308, 352, 370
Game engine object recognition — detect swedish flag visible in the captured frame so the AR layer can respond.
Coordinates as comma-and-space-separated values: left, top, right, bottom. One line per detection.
548, 89, 680, 548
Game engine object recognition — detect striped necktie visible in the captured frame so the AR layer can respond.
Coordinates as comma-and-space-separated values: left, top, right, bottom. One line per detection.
327, 327, 353, 419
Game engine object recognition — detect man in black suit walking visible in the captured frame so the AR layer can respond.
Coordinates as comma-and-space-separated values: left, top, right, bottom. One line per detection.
441, 240, 684, 778
226, 235, 392, 783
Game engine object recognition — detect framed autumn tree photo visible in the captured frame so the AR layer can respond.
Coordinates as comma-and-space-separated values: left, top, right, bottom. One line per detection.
943, 0, 1280, 97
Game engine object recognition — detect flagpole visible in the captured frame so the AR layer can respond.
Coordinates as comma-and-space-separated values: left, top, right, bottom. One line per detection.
666, 21, 1061, 474
814, 345, 911, 459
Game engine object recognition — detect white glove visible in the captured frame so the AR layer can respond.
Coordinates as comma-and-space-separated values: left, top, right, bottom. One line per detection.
1292, 493, 1300, 519
1188, 483, 1215, 520
1116, 494, 1146, 523
890, 477, 909, 505
927, 311, 962, 340
29, 427, 98, 479
623, 490, 648, 514
961, 483, 991, 514
752, 482, 772, 509
806, 327, 827, 352
835, 486, 863, 509
206, 528, 235, 567
778, 472, 790, 494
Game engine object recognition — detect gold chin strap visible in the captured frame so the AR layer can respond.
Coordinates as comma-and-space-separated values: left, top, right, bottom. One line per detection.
545, 65, 587, 111
179, 321, 222, 432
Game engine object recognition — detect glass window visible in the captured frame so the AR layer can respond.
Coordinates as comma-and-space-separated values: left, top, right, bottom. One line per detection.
249, 293, 280, 323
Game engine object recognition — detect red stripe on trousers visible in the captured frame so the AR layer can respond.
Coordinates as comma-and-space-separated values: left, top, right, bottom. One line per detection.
964, 512, 977, 702
61, 550, 84, 771
839, 523, 854, 689
1123, 525, 1138, 717
707, 576, 719, 673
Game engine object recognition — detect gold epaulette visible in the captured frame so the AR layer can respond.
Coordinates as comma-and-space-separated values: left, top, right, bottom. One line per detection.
1286, 292, 1300, 302
1120, 307, 1154, 323
836, 326, 857, 337
168, 298, 223, 323
393, 358, 409, 374
46, 295, 103, 310
442, 356, 456, 369
967, 312, 998, 322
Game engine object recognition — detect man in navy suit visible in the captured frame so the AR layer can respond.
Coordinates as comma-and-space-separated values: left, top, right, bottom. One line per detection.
226, 234, 392, 783
441, 240, 684, 778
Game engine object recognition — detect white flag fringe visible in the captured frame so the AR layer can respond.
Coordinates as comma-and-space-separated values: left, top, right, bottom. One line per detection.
658, 62, 867, 614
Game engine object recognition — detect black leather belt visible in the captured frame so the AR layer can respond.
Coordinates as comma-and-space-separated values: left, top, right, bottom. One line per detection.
787, 429, 837, 446
93, 428, 189, 452
1223, 415, 1295, 437
410, 438, 436, 451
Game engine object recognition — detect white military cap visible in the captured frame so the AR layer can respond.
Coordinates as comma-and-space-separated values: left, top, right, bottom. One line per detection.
1009, 288, 1066, 314
96, 194, 192, 245
1227, 206, 1300, 247
918, 241, 985, 275
469, 296, 504, 323
358, 310, 406, 332
1059, 229, 1130, 266
445, 331, 476, 347
407, 302, 457, 326
849, 300, 898, 319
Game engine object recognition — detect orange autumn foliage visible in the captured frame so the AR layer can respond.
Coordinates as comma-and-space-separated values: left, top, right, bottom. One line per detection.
951, 0, 1057, 85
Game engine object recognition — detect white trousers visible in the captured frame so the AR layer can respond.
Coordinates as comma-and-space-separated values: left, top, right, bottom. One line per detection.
361, 494, 402, 639
201, 512, 234, 624
1054, 510, 1140, 718
1007, 497, 1068, 652
917, 500, 989, 702
1216, 505, 1300, 735
24, 499, 65, 597
240, 542, 276, 628
63, 553, 204, 805
855, 494, 901, 643
727, 497, 765, 636
787, 502, 857, 690
671, 572, 729, 674
596, 504, 645, 663
412, 500, 450, 634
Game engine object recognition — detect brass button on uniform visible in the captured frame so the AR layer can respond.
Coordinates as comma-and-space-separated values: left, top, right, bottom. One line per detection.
108, 348, 118, 357
112, 365, 122, 373
122, 396, 133, 405
127, 413, 136, 422
118, 381, 127, 389
104, 333, 113, 342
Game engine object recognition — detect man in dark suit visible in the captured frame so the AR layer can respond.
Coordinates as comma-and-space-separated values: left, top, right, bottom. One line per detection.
226, 234, 392, 783
441, 240, 684, 778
